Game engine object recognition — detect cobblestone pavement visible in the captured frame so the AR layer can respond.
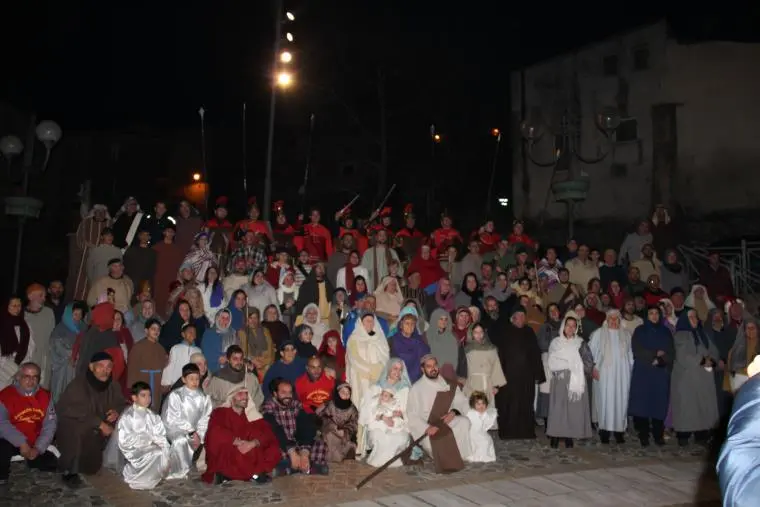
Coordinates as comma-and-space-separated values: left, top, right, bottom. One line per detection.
0, 431, 721, 507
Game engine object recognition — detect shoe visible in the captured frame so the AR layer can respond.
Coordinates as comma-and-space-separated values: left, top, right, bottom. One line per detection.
250, 474, 272, 485
62, 473, 83, 489
308, 464, 329, 475
271, 464, 291, 478
564, 438, 574, 449
213, 473, 231, 485
614, 433, 626, 444
639, 438, 650, 448
344, 448, 356, 461
654, 439, 665, 446
549, 437, 559, 449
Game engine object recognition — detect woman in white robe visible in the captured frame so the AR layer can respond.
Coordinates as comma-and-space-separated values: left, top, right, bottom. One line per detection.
359, 358, 413, 467
588, 309, 634, 443
117, 397, 171, 490
346, 312, 390, 455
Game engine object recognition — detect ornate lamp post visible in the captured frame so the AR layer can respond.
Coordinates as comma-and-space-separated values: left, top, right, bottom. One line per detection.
0, 118, 63, 292
520, 109, 619, 238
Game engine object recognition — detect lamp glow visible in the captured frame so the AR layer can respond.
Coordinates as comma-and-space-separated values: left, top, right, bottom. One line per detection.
433, 134, 441, 143
286, 32, 294, 42
280, 51, 293, 63
277, 71, 293, 87
491, 128, 500, 137
286, 12, 295, 21
192, 172, 201, 182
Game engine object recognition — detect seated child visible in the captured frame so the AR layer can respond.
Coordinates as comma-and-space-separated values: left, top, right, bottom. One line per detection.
359, 388, 410, 468
117, 381, 171, 489
316, 383, 359, 462
162, 363, 213, 479
465, 391, 497, 463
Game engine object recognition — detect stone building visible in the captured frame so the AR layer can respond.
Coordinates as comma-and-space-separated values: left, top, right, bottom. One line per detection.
509, 19, 760, 243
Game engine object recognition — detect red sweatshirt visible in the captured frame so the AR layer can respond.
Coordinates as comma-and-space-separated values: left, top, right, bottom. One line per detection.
295, 372, 335, 414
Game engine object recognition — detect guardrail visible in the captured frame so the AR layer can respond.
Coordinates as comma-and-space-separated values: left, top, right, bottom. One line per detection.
677, 240, 760, 301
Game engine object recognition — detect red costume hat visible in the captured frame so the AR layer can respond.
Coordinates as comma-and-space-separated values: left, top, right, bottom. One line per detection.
248, 196, 259, 210
273, 200, 285, 216
379, 206, 392, 218
403, 203, 415, 219
214, 196, 228, 209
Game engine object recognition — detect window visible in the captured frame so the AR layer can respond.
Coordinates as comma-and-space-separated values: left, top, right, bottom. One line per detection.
615, 118, 639, 143
610, 163, 627, 178
602, 55, 618, 76
633, 45, 650, 70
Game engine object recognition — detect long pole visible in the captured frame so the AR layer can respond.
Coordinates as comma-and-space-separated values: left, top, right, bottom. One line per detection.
242, 102, 248, 195
199, 106, 208, 212
485, 132, 502, 218
263, 0, 283, 222
12, 115, 37, 294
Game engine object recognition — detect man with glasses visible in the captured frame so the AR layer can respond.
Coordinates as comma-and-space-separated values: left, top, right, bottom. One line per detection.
0, 363, 58, 489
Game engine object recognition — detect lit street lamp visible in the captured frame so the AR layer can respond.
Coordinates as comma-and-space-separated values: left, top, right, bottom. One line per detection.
192, 172, 201, 182
263, 0, 296, 221
0, 117, 62, 292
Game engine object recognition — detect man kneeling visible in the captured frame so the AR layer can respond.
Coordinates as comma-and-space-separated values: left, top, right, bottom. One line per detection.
202, 386, 281, 485
407, 354, 472, 473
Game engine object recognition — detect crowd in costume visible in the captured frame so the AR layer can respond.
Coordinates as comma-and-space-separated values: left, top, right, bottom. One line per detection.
3, 198, 758, 493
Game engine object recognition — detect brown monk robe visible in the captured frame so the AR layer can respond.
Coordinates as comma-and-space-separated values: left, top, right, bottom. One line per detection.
407, 355, 471, 474
56, 352, 124, 481
153, 225, 184, 316
126, 319, 168, 412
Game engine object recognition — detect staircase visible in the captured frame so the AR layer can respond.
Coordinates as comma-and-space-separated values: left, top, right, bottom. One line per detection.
678, 240, 760, 310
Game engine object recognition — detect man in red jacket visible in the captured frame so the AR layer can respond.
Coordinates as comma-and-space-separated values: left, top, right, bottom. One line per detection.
0, 362, 58, 487
294, 357, 335, 414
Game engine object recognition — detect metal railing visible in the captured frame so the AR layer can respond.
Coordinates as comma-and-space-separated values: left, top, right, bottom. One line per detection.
677, 240, 760, 301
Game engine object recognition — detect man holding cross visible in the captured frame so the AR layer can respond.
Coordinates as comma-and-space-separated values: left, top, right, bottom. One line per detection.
406, 354, 472, 473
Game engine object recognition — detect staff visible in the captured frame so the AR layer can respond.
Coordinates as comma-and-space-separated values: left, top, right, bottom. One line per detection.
354, 433, 427, 490
366, 183, 397, 225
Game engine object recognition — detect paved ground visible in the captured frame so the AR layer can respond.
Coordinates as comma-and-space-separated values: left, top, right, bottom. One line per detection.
1, 430, 722, 507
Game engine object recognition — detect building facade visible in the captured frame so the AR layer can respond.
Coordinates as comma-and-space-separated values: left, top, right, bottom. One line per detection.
510, 20, 760, 238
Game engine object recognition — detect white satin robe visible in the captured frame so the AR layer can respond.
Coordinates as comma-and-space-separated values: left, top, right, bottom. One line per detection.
117, 404, 171, 490
161, 386, 213, 479
466, 408, 497, 462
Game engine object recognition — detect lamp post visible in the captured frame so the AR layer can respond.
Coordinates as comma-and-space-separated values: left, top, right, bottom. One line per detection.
0, 117, 63, 292
520, 108, 619, 238
263, 0, 296, 221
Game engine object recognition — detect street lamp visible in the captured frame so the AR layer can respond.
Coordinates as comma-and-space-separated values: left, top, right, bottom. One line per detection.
192, 172, 201, 182
263, 0, 296, 221
0, 117, 63, 292
520, 108, 620, 239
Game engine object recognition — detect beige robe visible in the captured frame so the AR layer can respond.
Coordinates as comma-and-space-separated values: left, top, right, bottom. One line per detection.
464, 346, 507, 408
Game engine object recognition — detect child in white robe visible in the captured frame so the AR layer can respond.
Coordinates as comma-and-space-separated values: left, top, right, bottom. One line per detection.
162, 363, 213, 479
161, 322, 202, 389
360, 388, 410, 468
117, 381, 171, 489
466, 391, 497, 463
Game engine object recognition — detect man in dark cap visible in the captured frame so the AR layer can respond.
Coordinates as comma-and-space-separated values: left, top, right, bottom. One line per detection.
56, 352, 124, 488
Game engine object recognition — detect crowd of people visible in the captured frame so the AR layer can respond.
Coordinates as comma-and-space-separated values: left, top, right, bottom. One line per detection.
0, 194, 757, 495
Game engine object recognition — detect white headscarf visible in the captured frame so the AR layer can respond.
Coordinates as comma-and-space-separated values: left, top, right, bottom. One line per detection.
548, 315, 586, 401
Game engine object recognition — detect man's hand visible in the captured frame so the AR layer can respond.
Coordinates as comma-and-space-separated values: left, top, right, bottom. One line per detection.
285, 299, 295, 309
99, 421, 114, 437
492, 387, 499, 395
27, 447, 39, 460
425, 425, 439, 437
105, 410, 119, 424
441, 411, 455, 425
219, 355, 228, 365
18, 442, 33, 460
191, 433, 201, 450
592, 368, 600, 381
237, 440, 259, 454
